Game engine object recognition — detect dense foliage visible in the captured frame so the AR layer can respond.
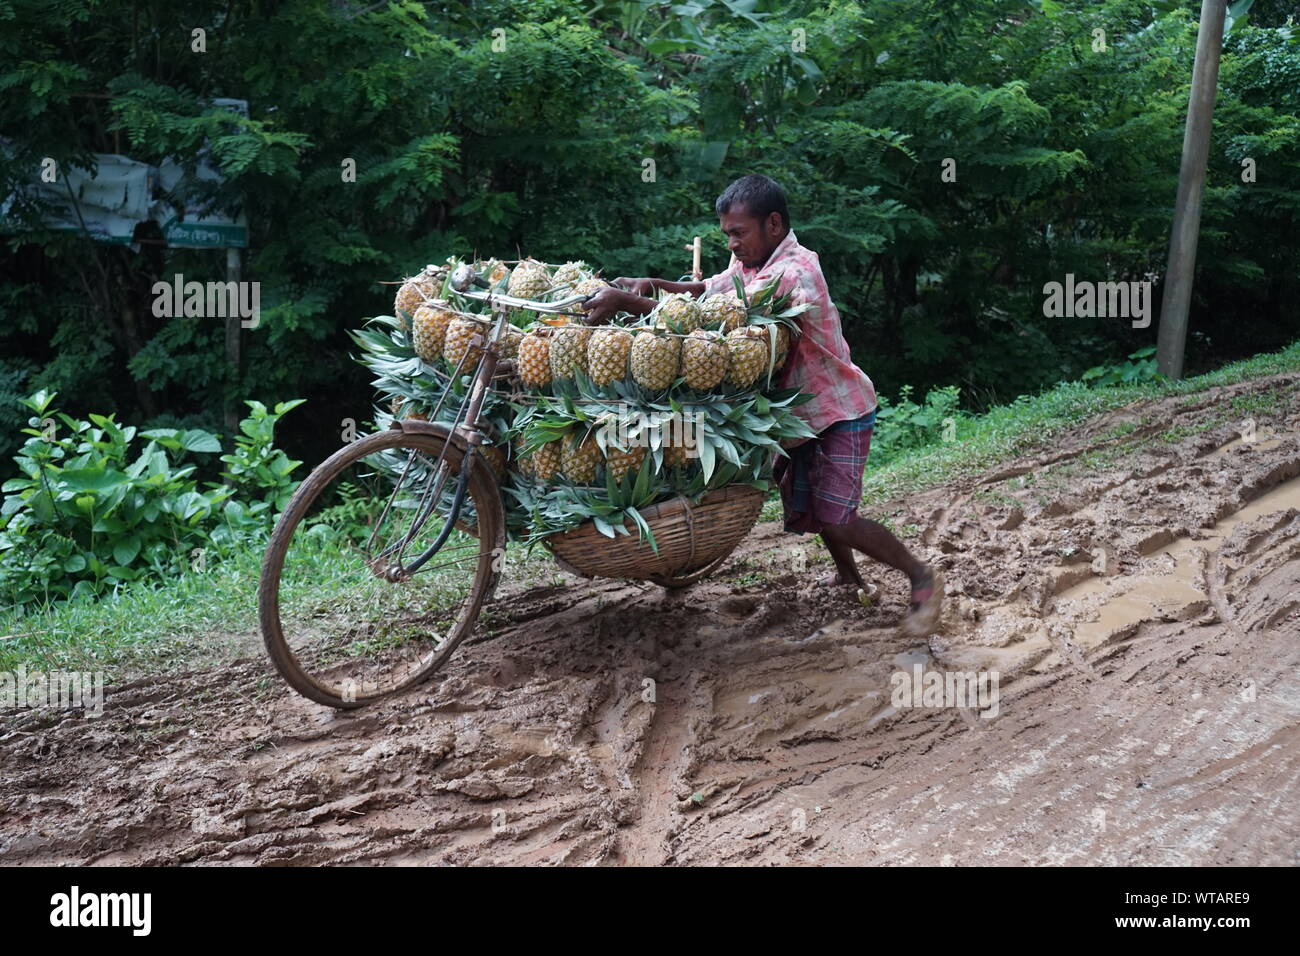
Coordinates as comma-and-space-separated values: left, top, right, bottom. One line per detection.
3, 0, 1298, 476
0, 390, 301, 606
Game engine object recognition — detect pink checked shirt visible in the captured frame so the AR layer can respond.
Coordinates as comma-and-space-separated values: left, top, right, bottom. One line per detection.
703, 229, 876, 439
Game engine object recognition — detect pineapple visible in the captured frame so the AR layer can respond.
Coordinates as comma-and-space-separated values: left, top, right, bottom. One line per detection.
561, 431, 601, 484
750, 324, 792, 369
388, 396, 431, 422
498, 325, 524, 361
552, 260, 591, 287
507, 259, 551, 302
443, 317, 485, 370
550, 325, 592, 380
477, 444, 507, 480
657, 293, 702, 333
394, 263, 449, 328
533, 440, 563, 483
699, 292, 747, 332
605, 444, 646, 484
572, 277, 610, 312
680, 329, 728, 390
513, 434, 534, 479
773, 324, 792, 368
411, 301, 456, 362
518, 327, 553, 387
477, 258, 510, 286
725, 326, 769, 387
662, 443, 689, 468
630, 329, 681, 390
587, 327, 632, 386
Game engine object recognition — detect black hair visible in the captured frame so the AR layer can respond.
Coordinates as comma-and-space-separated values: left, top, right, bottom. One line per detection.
715, 174, 790, 230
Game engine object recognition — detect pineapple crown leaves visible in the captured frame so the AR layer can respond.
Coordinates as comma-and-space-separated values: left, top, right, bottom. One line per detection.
730, 270, 811, 326
603, 448, 659, 512
512, 457, 668, 552
351, 314, 514, 433
364, 314, 407, 334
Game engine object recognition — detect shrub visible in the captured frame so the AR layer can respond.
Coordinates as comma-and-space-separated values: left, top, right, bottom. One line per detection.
871, 384, 966, 466
1081, 346, 1164, 388
0, 390, 303, 607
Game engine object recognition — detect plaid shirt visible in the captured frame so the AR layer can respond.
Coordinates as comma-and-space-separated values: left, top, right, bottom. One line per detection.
703, 229, 876, 440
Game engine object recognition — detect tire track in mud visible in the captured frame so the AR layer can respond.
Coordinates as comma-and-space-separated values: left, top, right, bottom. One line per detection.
617, 670, 696, 865
2, 373, 1299, 865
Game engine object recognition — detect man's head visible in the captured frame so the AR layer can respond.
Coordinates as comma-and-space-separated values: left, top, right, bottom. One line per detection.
715, 174, 790, 269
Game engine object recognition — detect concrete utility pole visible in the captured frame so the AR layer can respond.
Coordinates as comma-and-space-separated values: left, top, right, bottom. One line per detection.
225, 247, 242, 437
1157, 0, 1228, 380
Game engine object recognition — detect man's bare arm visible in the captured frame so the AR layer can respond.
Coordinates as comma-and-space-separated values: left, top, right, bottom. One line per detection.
581, 277, 712, 323
654, 279, 707, 297
612, 277, 707, 298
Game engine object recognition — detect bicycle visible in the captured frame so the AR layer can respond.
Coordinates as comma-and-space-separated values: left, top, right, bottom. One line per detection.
257, 264, 590, 709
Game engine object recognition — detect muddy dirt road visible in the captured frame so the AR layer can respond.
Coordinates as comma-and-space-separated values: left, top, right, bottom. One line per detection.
2, 374, 1298, 866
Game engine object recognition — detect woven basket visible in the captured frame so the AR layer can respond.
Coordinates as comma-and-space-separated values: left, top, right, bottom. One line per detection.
544, 484, 766, 586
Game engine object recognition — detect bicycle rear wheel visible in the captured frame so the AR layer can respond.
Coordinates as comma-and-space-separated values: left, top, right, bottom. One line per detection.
258, 427, 504, 708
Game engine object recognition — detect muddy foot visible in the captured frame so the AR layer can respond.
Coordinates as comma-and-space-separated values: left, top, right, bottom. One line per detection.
901, 568, 944, 637
816, 571, 880, 603
816, 571, 858, 588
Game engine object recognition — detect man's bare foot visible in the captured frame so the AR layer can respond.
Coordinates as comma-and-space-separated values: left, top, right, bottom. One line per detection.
816, 570, 858, 588
901, 566, 944, 637
815, 571, 880, 605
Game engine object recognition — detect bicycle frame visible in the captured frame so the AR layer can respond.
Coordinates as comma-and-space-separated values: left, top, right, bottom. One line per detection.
373, 263, 585, 582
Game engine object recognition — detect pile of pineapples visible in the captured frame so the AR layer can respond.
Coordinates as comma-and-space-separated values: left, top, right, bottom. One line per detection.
354, 255, 815, 548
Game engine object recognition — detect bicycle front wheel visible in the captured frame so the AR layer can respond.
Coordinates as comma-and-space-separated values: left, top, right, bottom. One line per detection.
258, 427, 504, 708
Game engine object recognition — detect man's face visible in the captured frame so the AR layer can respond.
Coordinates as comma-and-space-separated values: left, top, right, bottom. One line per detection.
719, 206, 784, 269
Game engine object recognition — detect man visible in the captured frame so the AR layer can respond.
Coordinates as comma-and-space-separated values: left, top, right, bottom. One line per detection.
582, 174, 942, 636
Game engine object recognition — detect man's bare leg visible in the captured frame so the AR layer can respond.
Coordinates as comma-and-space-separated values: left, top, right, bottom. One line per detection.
819, 516, 933, 604
819, 532, 867, 589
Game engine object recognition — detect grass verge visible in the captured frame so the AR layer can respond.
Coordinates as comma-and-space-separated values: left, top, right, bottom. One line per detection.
761, 338, 1300, 522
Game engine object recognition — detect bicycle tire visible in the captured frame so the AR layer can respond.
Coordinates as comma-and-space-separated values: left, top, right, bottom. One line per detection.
258, 428, 505, 708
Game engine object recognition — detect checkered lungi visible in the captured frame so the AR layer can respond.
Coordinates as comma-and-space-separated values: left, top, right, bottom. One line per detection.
773, 408, 876, 535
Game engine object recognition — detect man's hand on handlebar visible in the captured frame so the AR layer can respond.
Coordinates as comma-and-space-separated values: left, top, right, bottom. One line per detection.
579, 287, 656, 325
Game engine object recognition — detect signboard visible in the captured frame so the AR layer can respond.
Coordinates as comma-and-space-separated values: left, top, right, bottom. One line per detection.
0, 98, 249, 249
0, 152, 153, 246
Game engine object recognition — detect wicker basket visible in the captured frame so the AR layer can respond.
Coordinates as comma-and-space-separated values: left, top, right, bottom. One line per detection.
544, 484, 766, 587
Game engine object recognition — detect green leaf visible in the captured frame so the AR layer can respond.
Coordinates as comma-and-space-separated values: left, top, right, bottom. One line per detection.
698, 438, 716, 482
92, 515, 125, 534
180, 429, 222, 453
61, 468, 129, 492
112, 535, 141, 566
140, 428, 182, 449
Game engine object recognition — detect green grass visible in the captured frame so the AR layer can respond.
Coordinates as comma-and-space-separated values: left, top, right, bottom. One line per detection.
6, 339, 1300, 679
0, 529, 558, 677
760, 339, 1300, 522
856, 339, 1300, 509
